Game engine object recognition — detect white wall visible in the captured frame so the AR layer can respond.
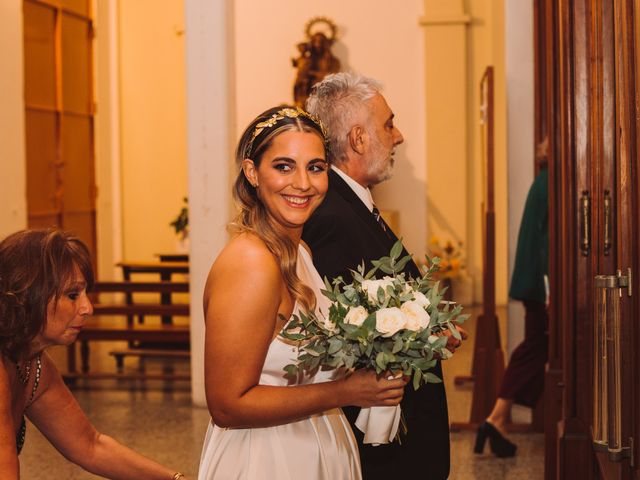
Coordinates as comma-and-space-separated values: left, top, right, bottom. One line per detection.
505, 2, 534, 354
0, 0, 27, 239
94, 0, 123, 280
234, 0, 428, 258
185, 0, 235, 407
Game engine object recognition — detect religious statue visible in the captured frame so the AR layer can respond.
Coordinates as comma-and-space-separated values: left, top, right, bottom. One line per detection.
292, 17, 341, 107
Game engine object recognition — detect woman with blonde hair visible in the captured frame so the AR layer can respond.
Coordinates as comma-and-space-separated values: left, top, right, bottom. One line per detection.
198, 106, 407, 479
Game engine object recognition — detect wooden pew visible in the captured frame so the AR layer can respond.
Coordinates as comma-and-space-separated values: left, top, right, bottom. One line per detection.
117, 262, 189, 325
65, 280, 190, 381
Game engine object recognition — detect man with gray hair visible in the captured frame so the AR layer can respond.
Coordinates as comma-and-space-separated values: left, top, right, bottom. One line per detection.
302, 72, 451, 479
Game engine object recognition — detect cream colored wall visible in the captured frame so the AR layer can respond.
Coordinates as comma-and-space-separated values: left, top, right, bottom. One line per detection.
468, 0, 508, 305
506, 2, 534, 353
423, 0, 508, 305
94, 0, 122, 279
234, 0, 428, 259
0, 0, 27, 239
118, 0, 188, 262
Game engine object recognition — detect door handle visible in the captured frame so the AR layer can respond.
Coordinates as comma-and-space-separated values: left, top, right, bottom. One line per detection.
604, 190, 612, 256
580, 191, 590, 256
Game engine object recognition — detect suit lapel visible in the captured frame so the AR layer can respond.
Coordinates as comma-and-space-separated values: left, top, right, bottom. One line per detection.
329, 169, 421, 278
329, 170, 389, 240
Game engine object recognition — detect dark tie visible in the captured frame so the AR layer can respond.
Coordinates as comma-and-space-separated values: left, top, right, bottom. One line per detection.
372, 205, 389, 235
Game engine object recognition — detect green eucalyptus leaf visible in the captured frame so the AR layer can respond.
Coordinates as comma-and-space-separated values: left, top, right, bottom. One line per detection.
352, 271, 365, 284
392, 336, 403, 354
375, 351, 387, 370
448, 322, 461, 340
328, 337, 342, 354
280, 332, 306, 341
364, 266, 377, 279
284, 364, 299, 381
378, 264, 395, 275
376, 286, 386, 304
412, 368, 422, 390
425, 372, 443, 384
365, 342, 374, 357
395, 254, 412, 272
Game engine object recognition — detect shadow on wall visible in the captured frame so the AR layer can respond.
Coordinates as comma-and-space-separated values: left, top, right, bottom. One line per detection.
372, 136, 426, 256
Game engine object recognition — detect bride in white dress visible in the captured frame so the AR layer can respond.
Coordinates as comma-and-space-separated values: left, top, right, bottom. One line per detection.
198, 106, 407, 480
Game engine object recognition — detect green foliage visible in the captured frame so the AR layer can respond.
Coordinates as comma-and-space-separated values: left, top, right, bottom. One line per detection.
170, 197, 189, 239
281, 239, 468, 390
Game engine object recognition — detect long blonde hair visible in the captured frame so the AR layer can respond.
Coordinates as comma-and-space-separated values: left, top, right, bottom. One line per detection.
230, 106, 327, 312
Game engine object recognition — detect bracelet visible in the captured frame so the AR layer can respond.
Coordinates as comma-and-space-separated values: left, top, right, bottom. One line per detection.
172, 473, 185, 480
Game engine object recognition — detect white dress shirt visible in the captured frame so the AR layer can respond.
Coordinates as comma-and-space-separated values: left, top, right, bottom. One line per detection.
331, 166, 375, 213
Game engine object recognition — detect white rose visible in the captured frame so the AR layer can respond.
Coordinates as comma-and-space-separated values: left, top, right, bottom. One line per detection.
344, 306, 368, 326
400, 300, 430, 331
375, 307, 407, 337
412, 290, 431, 308
362, 277, 395, 304
316, 312, 338, 333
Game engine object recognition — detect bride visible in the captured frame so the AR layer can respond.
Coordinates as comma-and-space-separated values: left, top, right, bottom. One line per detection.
198, 106, 407, 479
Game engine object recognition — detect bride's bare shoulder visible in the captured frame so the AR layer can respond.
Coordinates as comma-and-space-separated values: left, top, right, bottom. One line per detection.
210, 232, 279, 279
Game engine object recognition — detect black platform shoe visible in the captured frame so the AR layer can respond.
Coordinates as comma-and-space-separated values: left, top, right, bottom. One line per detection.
474, 421, 517, 457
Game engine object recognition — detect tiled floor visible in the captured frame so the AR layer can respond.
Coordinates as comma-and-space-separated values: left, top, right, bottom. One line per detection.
20, 305, 544, 479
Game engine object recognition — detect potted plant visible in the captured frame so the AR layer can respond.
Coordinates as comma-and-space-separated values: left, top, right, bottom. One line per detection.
426, 236, 465, 302
170, 197, 189, 252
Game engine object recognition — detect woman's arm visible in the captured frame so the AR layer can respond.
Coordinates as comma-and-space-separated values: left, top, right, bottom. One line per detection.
0, 359, 19, 479
26, 354, 181, 480
204, 236, 405, 429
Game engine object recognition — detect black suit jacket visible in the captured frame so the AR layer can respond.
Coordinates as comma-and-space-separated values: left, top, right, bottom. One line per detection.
302, 169, 450, 480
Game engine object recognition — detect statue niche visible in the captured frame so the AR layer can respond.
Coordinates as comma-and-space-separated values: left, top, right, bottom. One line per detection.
292, 17, 341, 108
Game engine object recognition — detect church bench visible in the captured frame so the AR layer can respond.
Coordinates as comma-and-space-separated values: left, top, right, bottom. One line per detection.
108, 348, 190, 374
64, 280, 191, 381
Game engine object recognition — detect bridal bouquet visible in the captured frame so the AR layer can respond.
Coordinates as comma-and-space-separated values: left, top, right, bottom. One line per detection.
281, 240, 468, 445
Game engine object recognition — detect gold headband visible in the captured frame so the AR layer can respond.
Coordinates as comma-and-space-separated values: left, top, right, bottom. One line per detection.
245, 107, 327, 158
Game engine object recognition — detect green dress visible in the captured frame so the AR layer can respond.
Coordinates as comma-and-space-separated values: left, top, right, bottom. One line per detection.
509, 168, 548, 304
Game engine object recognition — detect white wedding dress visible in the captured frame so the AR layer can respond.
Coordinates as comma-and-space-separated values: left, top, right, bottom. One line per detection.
198, 245, 361, 480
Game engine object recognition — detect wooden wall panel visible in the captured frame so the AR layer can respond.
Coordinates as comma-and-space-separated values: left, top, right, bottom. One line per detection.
25, 110, 59, 215
23, 2, 56, 109
23, 0, 97, 265
61, 114, 94, 210
61, 13, 91, 114
60, 0, 90, 18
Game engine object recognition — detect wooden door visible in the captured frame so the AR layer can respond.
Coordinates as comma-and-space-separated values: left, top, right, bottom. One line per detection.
535, 0, 640, 478
23, 0, 97, 263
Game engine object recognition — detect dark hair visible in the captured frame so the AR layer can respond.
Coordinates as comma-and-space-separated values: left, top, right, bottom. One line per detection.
231, 106, 326, 312
0, 229, 94, 361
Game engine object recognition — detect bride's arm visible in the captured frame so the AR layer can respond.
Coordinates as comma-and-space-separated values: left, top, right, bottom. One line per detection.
203, 236, 405, 429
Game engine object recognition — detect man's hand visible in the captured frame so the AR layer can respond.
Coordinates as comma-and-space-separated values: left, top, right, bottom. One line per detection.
443, 326, 468, 353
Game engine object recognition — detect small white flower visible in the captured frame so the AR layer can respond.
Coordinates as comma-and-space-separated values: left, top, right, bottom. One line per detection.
412, 291, 430, 308
361, 277, 395, 304
400, 300, 430, 331
375, 307, 407, 337
344, 306, 368, 326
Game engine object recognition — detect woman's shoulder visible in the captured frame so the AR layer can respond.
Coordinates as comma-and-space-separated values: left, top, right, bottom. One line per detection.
210, 233, 280, 281
299, 239, 312, 256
